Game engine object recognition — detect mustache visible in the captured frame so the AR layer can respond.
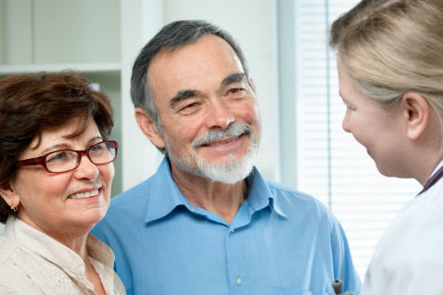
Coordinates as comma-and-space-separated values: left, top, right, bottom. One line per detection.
192, 124, 252, 147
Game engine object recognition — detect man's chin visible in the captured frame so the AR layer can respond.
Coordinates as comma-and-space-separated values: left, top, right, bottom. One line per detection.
201, 167, 253, 184
167, 140, 259, 183
197, 158, 255, 184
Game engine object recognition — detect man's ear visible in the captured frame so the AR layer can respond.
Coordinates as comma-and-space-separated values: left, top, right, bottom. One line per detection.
0, 184, 21, 210
135, 107, 166, 149
249, 78, 256, 92
401, 92, 430, 140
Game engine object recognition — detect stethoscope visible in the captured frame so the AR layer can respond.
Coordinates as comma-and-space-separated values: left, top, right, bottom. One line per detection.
418, 164, 443, 195
332, 279, 355, 295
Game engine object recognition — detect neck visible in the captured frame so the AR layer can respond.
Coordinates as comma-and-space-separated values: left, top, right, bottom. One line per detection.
411, 146, 443, 186
413, 119, 443, 185
419, 157, 443, 186
17, 215, 91, 256
171, 165, 248, 224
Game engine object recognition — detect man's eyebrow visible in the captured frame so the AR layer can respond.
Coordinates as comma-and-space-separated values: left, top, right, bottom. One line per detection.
169, 89, 202, 109
222, 73, 246, 86
169, 73, 246, 109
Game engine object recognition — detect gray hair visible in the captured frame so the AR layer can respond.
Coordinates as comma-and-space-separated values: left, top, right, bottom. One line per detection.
131, 20, 251, 129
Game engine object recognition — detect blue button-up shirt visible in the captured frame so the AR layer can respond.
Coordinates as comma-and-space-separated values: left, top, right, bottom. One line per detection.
93, 158, 360, 295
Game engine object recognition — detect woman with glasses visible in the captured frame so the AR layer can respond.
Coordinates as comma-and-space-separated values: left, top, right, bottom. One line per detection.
0, 72, 126, 295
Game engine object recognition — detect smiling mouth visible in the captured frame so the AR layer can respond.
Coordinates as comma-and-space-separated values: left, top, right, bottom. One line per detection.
203, 135, 242, 147
68, 189, 99, 200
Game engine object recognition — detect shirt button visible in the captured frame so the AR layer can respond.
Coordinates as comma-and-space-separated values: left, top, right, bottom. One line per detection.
230, 228, 235, 233
236, 277, 242, 285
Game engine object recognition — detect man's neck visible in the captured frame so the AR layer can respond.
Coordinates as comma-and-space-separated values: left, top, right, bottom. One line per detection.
170, 166, 248, 224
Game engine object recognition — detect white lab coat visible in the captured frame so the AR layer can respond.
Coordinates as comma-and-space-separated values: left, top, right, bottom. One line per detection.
362, 160, 443, 295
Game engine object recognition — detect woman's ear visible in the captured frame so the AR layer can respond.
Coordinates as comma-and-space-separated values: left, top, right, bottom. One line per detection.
401, 92, 430, 140
0, 184, 20, 210
134, 107, 166, 149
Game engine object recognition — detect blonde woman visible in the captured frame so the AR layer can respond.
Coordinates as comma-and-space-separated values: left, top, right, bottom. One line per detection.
330, 0, 443, 294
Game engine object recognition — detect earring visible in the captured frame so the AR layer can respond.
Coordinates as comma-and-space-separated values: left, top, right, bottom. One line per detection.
10, 206, 18, 212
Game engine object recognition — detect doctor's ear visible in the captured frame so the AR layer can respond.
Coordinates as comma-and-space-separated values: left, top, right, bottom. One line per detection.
401, 92, 430, 140
134, 107, 166, 149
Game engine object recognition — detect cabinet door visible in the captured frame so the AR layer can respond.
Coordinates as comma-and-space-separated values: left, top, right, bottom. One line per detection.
0, 0, 33, 64
34, 0, 120, 64
0, 0, 120, 65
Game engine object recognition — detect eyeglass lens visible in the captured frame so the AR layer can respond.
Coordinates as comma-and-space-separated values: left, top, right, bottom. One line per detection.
46, 142, 117, 173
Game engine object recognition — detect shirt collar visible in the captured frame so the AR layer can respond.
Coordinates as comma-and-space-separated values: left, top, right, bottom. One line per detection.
145, 157, 287, 223
144, 157, 193, 223
246, 166, 288, 218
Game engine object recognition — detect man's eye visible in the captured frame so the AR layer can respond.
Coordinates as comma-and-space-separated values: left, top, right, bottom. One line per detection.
228, 88, 246, 98
178, 101, 200, 114
183, 102, 197, 109
230, 88, 243, 93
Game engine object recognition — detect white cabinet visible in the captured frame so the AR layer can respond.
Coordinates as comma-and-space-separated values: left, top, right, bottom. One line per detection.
0, 0, 164, 196
1, 0, 120, 64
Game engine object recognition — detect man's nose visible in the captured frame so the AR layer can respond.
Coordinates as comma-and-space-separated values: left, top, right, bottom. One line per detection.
206, 99, 235, 129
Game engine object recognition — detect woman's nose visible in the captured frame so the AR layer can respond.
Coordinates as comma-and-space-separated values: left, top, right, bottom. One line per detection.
74, 154, 99, 179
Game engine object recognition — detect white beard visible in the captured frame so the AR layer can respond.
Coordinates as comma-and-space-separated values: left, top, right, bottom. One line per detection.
164, 123, 260, 184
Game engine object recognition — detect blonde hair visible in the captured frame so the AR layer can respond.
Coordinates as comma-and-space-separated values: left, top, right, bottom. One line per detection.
330, 0, 443, 128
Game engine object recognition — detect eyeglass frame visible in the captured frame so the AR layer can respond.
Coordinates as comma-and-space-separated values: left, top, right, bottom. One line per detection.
15, 140, 119, 174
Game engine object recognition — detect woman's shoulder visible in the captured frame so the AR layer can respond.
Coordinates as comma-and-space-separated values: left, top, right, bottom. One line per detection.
0, 233, 19, 265
0, 238, 40, 295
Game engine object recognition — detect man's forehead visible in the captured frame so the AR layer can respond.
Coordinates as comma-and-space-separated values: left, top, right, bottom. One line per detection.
148, 39, 242, 81
150, 35, 238, 66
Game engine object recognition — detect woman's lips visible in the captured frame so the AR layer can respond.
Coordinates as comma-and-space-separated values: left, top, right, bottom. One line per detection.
68, 188, 100, 200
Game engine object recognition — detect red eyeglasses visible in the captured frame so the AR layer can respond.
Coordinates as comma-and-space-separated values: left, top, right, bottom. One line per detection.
15, 140, 119, 173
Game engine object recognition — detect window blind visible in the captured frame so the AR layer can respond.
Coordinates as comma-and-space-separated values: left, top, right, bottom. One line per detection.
293, 0, 421, 279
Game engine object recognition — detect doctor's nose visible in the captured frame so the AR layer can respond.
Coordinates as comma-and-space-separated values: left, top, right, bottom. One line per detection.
342, 119, 351, 133
342, 112, 351, 133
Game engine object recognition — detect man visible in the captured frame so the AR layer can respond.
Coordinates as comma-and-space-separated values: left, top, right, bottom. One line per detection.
93, 20, 361, 295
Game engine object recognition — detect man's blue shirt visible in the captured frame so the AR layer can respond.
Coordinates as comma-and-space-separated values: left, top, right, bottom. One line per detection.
93, 157, 361, 295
